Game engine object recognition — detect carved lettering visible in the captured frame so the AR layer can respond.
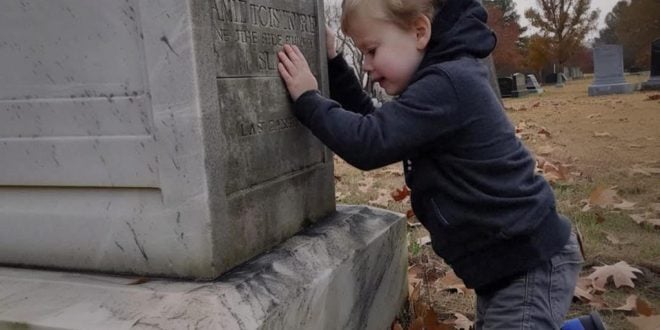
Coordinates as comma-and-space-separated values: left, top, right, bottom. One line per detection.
213, 0, 319, 75
239, 117, 300, 137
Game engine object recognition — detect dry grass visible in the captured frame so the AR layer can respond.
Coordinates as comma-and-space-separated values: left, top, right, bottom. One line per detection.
334, 73, 660, 329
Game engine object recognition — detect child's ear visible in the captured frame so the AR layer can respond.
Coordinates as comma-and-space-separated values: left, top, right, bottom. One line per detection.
413, 15, 432, 50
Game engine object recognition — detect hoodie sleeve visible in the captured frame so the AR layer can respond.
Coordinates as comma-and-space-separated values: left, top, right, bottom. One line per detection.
327, 54, 376, 115
294, 68, 461, 170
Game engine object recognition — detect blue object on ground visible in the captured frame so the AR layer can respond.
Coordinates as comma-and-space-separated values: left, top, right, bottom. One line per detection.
561, 312, 606, 330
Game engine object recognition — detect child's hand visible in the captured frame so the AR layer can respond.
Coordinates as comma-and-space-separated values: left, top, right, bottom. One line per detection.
326, 26, 338, 59
277, 44, 318, 101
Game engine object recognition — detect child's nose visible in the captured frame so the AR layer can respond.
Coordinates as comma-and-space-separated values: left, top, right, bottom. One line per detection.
362, 57, 373, 72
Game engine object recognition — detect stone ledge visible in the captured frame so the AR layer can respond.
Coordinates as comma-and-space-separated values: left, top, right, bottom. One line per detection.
0, 205, 407, 330
588, 83, 638, 96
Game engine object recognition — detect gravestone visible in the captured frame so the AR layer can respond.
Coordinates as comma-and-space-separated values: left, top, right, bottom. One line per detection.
526, 74, 544, 94
588, 44, 637, 96
0, 0, 408, 328
512, 73, 528, 97
498, 77, 514, 98
545, 73, 558, 84
0, 0, 335, 280
641, 39, 660, 91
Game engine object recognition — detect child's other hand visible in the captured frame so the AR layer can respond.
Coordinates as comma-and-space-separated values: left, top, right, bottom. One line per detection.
277, 44, 318, 101
326, 26, 338, 59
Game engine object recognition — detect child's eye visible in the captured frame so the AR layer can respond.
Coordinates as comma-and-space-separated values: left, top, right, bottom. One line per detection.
366, 48, 376, 55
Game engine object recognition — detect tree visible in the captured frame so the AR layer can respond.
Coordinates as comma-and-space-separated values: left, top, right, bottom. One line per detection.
523, 35, 553, 77
484, 0, 521, 23
484, 3, 525, 76
611, 0, 660, 69
524, 0, 599, 68
594, 0, 628, 45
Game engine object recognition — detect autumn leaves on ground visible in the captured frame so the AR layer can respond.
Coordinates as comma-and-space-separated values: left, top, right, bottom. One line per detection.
333, 74, 660, 330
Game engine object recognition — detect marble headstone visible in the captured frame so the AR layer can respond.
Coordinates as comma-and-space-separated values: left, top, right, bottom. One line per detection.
512, 73, 528, 97
588, 44, 636, 96
498, 77, 514, 98
0, 0, 334, 279
526, 74, 544, 94
641, 39, 660, 91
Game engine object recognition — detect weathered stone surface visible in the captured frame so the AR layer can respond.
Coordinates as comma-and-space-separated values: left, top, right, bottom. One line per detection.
498, 77, 513, 98
0, 0, 334, 278
525, 74, 544, 94
0, 205, 407, 330
512, 73, 528, 97
589, 45, 637, 96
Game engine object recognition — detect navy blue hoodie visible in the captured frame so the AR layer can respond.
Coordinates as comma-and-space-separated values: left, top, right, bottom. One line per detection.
293, 0, 571, 291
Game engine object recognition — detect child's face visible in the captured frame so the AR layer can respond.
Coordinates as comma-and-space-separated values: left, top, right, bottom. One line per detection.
348, 13, 428, 95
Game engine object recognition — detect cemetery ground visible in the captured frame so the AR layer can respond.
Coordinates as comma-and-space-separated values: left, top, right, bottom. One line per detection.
333, 74, 660, 330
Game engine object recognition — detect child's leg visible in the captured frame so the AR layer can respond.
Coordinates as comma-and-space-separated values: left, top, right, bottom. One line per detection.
474, 232, 583, 330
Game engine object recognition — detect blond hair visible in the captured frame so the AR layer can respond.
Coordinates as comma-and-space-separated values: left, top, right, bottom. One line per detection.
341, 0, 441, 35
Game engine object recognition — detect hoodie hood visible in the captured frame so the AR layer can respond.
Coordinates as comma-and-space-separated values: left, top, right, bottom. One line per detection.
418, 0, 497, 70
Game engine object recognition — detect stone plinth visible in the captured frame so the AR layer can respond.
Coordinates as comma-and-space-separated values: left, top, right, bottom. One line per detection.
0, 205, 407, 330
0, 0, 334, 279
589, 45, 637, 96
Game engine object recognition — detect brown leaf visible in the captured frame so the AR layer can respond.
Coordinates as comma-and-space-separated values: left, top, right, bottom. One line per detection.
626, 315, 660, 330
452, 313, 474, 330
613, 295, 656, 316
537, 127, 551, 137
593, 131, 613, 137
406, 209, 416, 219
532, 101, 541, 108
334, 175, 342, 182
537, 145, 555, 155
587, 261, 643, 290
391, 186, 410, 202
438, 270, 468, 294
127, 277, 150, 285
646, 94, 660, 101
595, 212, 606, 224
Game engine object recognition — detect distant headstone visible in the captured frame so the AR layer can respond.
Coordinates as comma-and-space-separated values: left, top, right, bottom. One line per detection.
642, 39, 660, 91
512, 73, 528, 97
545, 73, 558, 84
588, 44, 637, 96
498, 77, 514, 98
526, 74, 544, 94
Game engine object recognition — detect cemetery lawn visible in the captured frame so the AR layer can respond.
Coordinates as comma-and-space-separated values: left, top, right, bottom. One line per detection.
333, 73, 660, 329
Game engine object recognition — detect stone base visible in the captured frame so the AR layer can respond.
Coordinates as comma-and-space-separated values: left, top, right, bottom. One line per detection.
588, 83, 637, 96
0, 205, 407, 330
641, 78, 660, 91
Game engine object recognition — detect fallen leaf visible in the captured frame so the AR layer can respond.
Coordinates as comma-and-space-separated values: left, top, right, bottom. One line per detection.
630, 214, 647, 225
406, 209, 416, 219
537, 145, 555, 155
358, 177, 375, 193
628, 144, 645, 149
418, 235, 431, 246
538, 127, 551, 138
334, 175, 342, 182
646, 94, 660, 101
127, 277, 150, 285
438, 270, 468, 294
603, 231, 621, 245
593, 131, 613, 137
587, 261, 643, 290
626, 315, 660, 330
595, 213, 606, 224
452, 313, 474, 330
391, 186, 410, 202
613, 295, 656, 316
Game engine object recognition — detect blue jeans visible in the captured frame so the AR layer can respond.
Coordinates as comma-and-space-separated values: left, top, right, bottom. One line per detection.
475, 232, 583, 329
